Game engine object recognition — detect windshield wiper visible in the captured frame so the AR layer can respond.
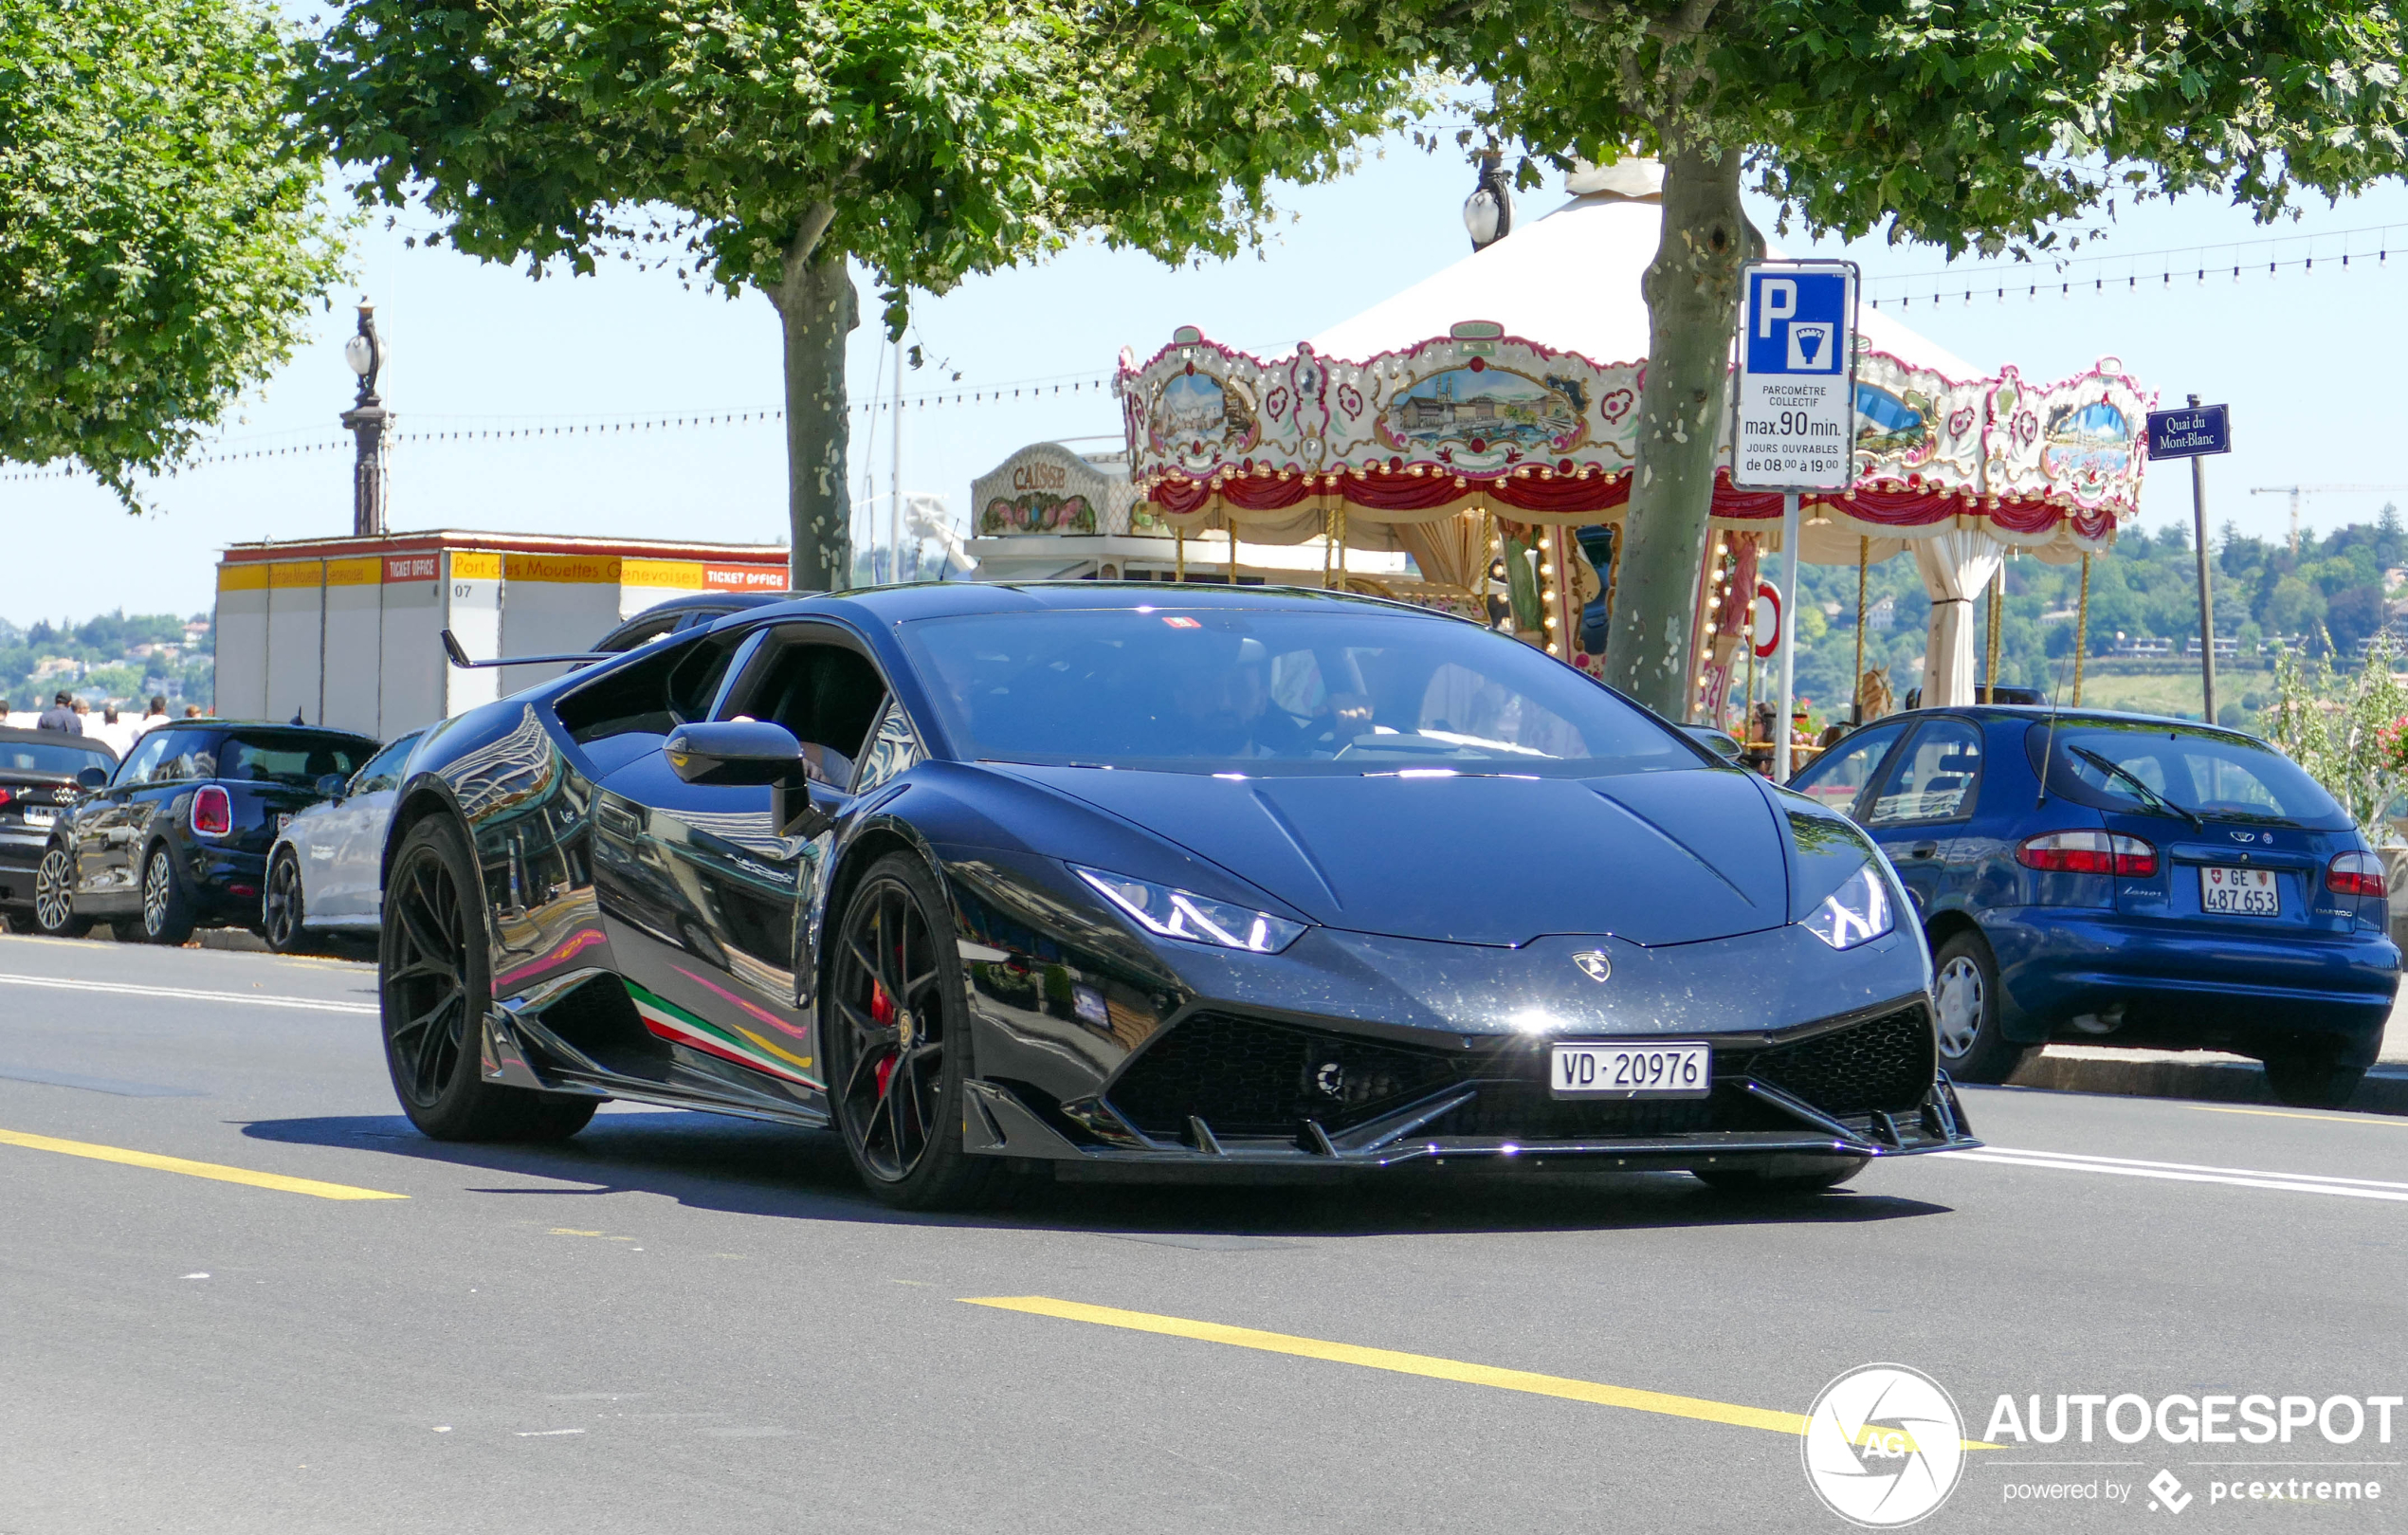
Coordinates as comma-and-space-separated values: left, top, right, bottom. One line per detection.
2069, 745, 2205, 831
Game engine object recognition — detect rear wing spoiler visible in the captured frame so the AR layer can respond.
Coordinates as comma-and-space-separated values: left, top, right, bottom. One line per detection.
439, 629, 611, 670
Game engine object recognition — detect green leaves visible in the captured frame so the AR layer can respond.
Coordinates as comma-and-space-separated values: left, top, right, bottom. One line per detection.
0, 0, 344, 509
298, 0, 1422, 326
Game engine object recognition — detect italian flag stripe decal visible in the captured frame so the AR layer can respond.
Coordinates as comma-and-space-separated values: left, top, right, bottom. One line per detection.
626, 981, 822, 1089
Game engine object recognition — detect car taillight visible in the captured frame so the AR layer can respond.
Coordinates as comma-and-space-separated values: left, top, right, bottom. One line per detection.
0, 788, 10, 806
2327, 850, 2387, 899
191, 785, 233, 837
2016, 830, 2158, 877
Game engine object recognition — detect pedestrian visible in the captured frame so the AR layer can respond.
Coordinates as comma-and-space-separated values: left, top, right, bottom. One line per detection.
138, 696, 170, 734
102, 704, 119, 725
182, 704, 203, 719
35, 690, 82, 735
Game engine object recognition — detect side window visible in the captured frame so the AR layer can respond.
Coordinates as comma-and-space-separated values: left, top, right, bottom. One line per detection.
1786, 722, 1907, 817
351, 733, 421, 795
1868, 720, 1985, 825
556, 630, 741, 745
723, 631, 889, 789
852, 699, 926, 795
112, 731, 173, 788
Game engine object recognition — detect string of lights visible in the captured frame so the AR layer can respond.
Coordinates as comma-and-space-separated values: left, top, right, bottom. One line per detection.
1863, 220, 2408, 310
0, 372, 1121, 484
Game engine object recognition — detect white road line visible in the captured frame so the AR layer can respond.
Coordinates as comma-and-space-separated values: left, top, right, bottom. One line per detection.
0, 972, 377, 1015
1941, 1145, 2408, 1203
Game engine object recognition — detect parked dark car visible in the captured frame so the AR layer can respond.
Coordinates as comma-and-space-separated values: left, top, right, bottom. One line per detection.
374, 583, 1975, 1211
0, 728, 119, 932
1786, 706, 2400, 1106
590, 591, 798, 656
33, 720, 378, 944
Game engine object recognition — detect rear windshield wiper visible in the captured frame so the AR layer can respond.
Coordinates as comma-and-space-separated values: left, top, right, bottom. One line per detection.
2068, 745, 2205, 831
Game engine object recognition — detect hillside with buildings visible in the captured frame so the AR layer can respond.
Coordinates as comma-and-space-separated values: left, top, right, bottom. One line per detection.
0, 612, 214, 715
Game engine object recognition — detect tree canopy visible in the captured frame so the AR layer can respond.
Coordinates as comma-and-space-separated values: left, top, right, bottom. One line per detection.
299, 0, 1420, 587
1311, 0, 2408, 718
0, 0, 344, 509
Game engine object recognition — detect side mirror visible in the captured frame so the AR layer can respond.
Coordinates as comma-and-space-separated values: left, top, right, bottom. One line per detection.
1681, 724, 1743, 763
315, 773, 350, 801
664, 721, 804, 787
75, 766, 110, 792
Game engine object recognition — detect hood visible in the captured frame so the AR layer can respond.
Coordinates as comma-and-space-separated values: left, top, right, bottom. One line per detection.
996, 765, 1789, 947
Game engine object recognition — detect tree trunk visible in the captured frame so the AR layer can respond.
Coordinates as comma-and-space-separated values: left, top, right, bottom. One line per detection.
1602, 142, 1757, 721
772, 209, 857, 592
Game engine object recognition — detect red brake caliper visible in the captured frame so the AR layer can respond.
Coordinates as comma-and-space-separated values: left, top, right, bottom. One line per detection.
870, 980, 897, 1095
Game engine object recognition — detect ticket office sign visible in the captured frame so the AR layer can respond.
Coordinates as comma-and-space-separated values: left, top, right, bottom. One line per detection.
1732, 261, 1860, 493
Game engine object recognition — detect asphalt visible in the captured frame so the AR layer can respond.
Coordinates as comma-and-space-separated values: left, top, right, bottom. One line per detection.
2, 930, 2404, 1533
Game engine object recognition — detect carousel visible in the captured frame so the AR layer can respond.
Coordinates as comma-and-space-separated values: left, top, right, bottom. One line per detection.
976, 160, 2154, 741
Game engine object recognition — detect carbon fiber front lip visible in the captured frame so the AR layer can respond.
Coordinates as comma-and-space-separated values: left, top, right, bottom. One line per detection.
961, 1075, 1979, 1166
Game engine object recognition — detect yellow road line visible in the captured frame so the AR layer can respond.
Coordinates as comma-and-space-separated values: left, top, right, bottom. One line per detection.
2190, 1104, 2408, 1128
0, 1127, 407, 1200
963, 1296, 2000, 1448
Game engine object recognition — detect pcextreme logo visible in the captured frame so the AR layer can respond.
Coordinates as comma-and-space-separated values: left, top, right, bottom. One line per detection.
1803, 1364, 1969, 1527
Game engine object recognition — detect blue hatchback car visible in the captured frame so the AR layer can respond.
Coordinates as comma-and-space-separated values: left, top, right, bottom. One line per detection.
1787, 706, 2400, 1106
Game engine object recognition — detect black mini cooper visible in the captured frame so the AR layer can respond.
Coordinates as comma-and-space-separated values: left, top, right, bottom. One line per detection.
33, 720, 377, 944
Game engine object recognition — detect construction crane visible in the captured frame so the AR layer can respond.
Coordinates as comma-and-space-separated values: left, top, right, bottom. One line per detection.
2249, 484, 2408, 555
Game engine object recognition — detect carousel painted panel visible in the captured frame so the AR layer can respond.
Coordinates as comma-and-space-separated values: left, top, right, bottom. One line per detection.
969, 442, 1138, 536
1982, 359, 2152, 511
1124, 328, 1645, 486
1851, 351, 1988, 492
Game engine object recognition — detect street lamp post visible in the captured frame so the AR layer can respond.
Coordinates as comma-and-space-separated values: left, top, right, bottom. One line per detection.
1462, 151, 1514, 252
340, 302, 389, 537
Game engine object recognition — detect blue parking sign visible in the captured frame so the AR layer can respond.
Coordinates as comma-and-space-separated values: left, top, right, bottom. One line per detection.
1744, 268, 1852, 375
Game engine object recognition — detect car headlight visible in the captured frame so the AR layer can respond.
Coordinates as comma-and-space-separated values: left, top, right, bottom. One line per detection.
1804, 863, 1894, 951
1071, 865, 1306, 954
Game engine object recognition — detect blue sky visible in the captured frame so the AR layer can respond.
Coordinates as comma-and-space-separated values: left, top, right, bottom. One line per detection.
9, 125, 2408, 623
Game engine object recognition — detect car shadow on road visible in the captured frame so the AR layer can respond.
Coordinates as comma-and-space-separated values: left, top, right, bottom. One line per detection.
241, 1110, 1957, 1237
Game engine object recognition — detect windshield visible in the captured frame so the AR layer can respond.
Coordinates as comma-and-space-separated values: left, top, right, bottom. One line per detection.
0, 740, 114, 777
898, 606, 1703, 777
2034, 723, 2346, 829
217, 732, 375, 787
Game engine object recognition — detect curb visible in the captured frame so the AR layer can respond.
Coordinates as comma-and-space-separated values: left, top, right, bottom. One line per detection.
2003, 1049, 2408, 1118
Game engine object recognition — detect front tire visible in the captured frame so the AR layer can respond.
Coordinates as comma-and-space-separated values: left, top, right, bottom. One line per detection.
1693, 1155, 1870, 1194
31, 847, 90, 938
380, 816, 596, 1142
1930, 928, 2028, 1084
826, 852, 1002, 1210
263, 849, 311, 954
139, 845, 196, 945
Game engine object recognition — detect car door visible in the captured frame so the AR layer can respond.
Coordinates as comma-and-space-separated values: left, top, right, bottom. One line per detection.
587, 623, 888, 1109
1862, 716, 1987, 922
75, 729, 173, 903
1783, 719, 1911, 820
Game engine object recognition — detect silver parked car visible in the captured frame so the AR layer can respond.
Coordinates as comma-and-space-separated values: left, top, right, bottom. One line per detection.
262, 730, 423, 953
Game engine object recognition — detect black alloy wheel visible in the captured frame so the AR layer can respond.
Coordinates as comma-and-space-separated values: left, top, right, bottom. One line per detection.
140, 845, 196, 945
263, 850, 310, 954
31, 847, 90, 938
827, 852, 999, 1209
379, 817, 594, 1142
